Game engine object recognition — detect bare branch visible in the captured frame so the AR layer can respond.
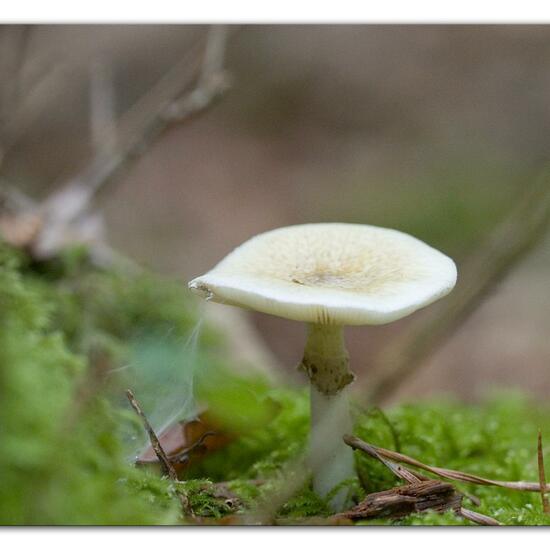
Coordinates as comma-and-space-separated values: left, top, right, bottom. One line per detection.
29, 26, 233, 259
163, 25, 231, 121
364, 172, 550, 404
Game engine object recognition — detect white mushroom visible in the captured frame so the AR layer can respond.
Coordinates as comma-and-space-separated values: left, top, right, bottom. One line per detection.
189, 223, 457, 510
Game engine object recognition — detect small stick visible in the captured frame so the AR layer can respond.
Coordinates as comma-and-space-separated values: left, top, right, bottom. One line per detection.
125, 389, 192, 516
168, 431, 216, 464
363, 440, 424, 485
538, 430, 550, 514
126, 389, 178, 480
352, 438, 481, 521
334, 480, 462, 521
457, 507, 501, 526
345, 435, 550, 493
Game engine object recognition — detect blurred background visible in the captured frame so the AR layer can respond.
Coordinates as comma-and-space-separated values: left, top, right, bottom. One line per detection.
1, 24, 549, 403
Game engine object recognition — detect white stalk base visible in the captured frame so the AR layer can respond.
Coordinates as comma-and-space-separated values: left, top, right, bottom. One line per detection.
309, 384, 355, 512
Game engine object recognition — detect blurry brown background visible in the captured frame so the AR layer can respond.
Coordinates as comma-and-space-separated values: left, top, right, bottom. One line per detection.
2, 24, 549, 402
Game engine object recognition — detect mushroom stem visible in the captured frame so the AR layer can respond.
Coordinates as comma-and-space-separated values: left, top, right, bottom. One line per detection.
301, 324, 356, 511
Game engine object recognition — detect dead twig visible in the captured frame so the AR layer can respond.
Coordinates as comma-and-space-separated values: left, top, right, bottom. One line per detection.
344, 434, 500, 525
457, 507, 501, 526
125, 389, 178, 480
1, 26, 233, 262
538, 430, 550, 514
163, 25, 231, 121
361, 436, 423, 485
125, 389, 192, 517
33, 26, 231, 258
335, 480, 462, 521
168, 431, 217, 465
344, 434, 550, 493
365, 172, 550, 404
350, 431, 479, 506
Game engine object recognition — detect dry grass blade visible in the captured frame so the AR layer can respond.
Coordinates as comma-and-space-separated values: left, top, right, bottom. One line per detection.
353, 435, 480, 505
360, 438, 425, 484
125, 389, 192, 517
343, 435, 500, 525
457, 507, 501, 526
126, 389, 178, 481
538, 430, 550, 514
344, 435, 550, 493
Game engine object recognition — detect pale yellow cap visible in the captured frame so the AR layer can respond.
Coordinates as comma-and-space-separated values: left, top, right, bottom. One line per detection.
189, 223, 457, 326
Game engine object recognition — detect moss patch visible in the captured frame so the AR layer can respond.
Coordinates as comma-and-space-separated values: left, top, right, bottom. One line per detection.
184, 388, 550, 525
1, 242, 549, 525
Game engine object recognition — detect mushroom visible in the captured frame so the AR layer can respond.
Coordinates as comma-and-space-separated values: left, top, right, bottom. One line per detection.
188, 223, 457, 511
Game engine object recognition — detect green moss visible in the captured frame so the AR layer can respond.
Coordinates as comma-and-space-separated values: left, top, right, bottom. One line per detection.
2, 241, 550, 526
25, 249, 221, 363
188, 389, 550, 525
279, 487, 330, 518
187, 388, 309, 481
0, 243, 188, 524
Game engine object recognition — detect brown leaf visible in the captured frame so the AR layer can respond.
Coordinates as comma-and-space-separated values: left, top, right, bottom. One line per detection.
137, 411, 232, 475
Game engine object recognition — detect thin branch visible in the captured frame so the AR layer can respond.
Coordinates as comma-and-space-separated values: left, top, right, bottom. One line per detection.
344, 434, 500, 525
29, 26, 233, 259
364, 172, 550, 404
126, 389, 192, 516
363, 437, 423, 485
47, 26, 229, 203
347, 430, 477, 507
344, 434, 550, 493
163, 25, 231, 121
125, 389, 179, 480
538, 430, 550, 514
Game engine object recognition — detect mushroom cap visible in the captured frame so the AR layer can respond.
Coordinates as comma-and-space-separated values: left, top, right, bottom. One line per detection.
188, 223, 457, 326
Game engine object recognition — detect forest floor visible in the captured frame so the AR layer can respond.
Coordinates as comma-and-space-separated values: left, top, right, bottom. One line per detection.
1, 243, 549, 526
